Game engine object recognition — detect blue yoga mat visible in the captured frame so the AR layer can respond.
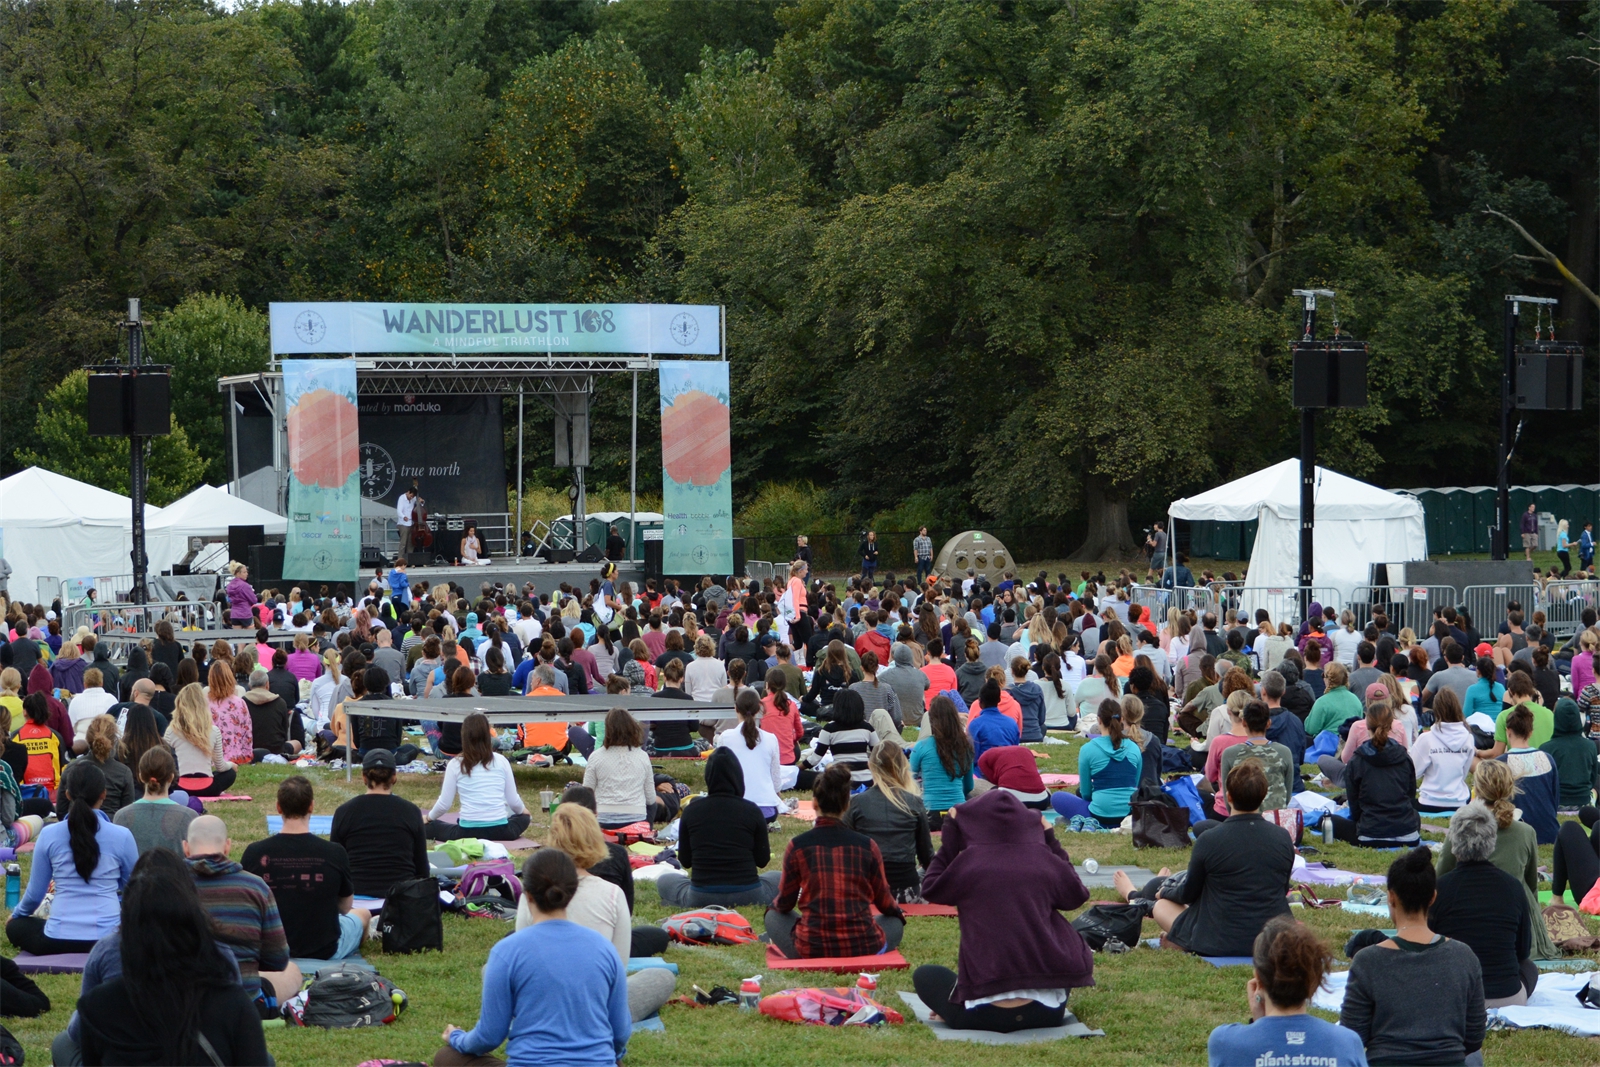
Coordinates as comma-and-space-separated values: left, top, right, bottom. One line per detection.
632, 1015, 665, 1034
627, 958, 679, 975
1200, 956, 1255, 968
266, 814, 334, 834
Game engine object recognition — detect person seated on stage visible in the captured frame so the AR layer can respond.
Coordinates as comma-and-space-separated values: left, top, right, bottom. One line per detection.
74, 850, 268, 1067
57, 714, 136, 820
242, 776, 370, 964
1341, 848, 1486, 1067
765, 763, 905, 960
913, 787, 1093, 1034
713, 690, 786, 819
1114, 761, 1295, 959
423, 712, 532, 842
164, 682, 238, 798
582, 708, 664, 830
5, 763, 139, 956
185, 814, 301, 1010
1429, 802, 1538, 1008
114, 747, 198, 857
535, 809, 676, 1023
437, 849, 630, 1067
1206, 918, 1366, 1067
330, 749, 431, 901
656, 748, 780, 909
844, 743, 933, 902
243, 668, 301, 763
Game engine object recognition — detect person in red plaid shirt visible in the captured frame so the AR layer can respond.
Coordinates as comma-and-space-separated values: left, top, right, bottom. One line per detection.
765, 763, 905, 958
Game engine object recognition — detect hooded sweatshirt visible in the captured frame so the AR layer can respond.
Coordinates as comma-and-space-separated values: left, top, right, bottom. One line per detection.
954, 659, 989, 705
919, 789, 1093, 1002
977, 746, 1048, 805
676, 748, 771, 889
1410, 720, 1476, 809
50, 654, 86, 695
1077, 733, 1142, 820
1541, 697, 1597, 808
1007, 679, 1047, 742
1276, 661, 1315, 721
242, 688, 291, 754
187, 855, 290, 998
1345, 738, 1420, 844
27, 663, 74, 742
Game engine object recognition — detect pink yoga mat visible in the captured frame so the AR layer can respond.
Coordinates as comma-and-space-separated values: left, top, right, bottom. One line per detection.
199, 794, 254, 802
766, 945, 909, 972
1040, 774, 1079, 787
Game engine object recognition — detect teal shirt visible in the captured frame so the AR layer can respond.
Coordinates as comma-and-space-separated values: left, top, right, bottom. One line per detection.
1077, 735, 1141, 820
1305, 686, 1363, 737
1461, 678, 1505, 724
909, 736, 973, 812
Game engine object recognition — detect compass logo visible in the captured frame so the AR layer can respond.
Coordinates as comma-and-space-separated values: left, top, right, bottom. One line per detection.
669, 312, 699, 347
294, 310, 327, 345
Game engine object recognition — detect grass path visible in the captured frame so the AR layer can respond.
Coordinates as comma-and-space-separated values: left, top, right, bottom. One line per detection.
5, 735, 1597, 1066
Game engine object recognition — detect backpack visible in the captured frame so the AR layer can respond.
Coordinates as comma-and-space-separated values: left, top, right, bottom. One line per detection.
457, 858, 521, 901
759, 987, 903, 1026
1070, 902, 1149, 952
0, 1024, 21, 1066
662, 906, 759, 945
381, 877, 443, 954
300, 963, 408, 1029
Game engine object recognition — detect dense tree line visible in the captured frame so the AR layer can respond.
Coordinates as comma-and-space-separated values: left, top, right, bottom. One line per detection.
2, 0, 1594, 551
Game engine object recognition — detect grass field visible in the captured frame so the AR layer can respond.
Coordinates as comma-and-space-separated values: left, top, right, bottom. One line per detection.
5, 735, 1597, 1067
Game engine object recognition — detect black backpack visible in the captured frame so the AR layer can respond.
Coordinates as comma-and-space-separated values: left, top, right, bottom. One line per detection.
381, 877, 443, 954
302, 963, 408, 1028
1070, 901, 1150, 952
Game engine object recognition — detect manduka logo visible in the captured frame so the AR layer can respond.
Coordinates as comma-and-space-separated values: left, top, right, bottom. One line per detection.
294, 309, 327, 345
669, 312, 699, 346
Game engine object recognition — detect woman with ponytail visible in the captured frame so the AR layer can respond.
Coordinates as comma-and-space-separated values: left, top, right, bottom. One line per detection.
57, 714, 135, 818
4, 761, 139, 955
1051, 698, 1141, 828
714, 689, 784, 817
583, 708, 659, 829
761, 667, 809, 781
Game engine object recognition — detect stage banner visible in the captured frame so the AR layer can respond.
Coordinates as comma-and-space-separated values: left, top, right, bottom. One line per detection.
270, 302, 721, 356
356, 396, 506, 514
283, 359, 360, 584
659, 361, 733, 574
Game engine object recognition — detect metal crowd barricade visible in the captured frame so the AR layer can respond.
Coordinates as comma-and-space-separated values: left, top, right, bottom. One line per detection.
62, 600, 219, 655
1460, 584, 1540, 638
745, 560, 776, 583
1225, 587, 1341, 630
1538, 580, 1600, 638
1347, 585, 1459, 638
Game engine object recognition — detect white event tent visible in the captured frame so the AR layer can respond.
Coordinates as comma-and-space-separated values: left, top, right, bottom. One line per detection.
0, 468, 161, 604
146, 484, 287, 574
1168, 459, 1427, 607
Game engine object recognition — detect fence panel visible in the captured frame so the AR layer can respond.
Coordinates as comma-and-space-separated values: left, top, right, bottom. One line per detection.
1222, 587, 1341, 629
1346, 585, 1458, 638
1460, 584, 1540, 638
1538, 580, 1600, 638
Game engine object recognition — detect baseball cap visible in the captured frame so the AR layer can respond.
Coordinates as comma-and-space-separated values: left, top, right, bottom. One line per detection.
1364, 682, 1389, 703
1474, 642, 1493, 657
759, 633, 777, 646
362, 749, 396, 771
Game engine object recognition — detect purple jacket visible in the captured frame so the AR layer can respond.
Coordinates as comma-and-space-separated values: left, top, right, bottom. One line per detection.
226, 576, 256, 622
1521, 509, 1538, 535
920, 789, 1093, 1002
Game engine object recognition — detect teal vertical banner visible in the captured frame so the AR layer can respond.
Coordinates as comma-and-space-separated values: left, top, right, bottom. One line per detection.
282, 359, 361, 584
659, 361, 733, 574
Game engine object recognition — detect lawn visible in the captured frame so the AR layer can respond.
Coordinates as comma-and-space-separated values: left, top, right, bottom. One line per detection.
5, 735, 1597, 1067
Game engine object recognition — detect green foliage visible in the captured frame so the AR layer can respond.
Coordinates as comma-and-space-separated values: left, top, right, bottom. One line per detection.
735, 481, 849, 540
598, 0, 785, 96
15, 371, 206, 506
146, 294, 272, 485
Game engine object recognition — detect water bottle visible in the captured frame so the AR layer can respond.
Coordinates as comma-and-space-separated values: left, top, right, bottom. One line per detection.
1320, 815, 1334, 845
738, 976, 761, 1011
4, 863, 20, 909
856, 972, 878, 992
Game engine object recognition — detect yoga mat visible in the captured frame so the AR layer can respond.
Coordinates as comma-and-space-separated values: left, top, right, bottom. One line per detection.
432, 812, 540, 851
1538, 890, 1579, 907
628, 959, 679, 975
293, 956, 374, 975
200, 794, 253, 802
1537, 958, 1596, 972
1040, 774, 1079, 787
13, 951, 89, 974
1297, 863, 1386, 888
266, 814, 334, 835
632, 1014, 666, 1033
354, 896, 384, 911
783, 800, 819, 822
765, 945, 908, 972
898, 903, 959, 917
1200, 956, 1254, 968
1072, 864, 1155, 890
896, 992, 1103, 1042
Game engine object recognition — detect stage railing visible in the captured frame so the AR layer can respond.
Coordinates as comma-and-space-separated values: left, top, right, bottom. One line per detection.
1347, 585, 1459, 638
1538, 580, 1600, 638
1460, 584, 1540, 639
363, 513, 516, 562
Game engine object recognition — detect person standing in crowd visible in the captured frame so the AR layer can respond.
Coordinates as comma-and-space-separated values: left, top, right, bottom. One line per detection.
860, 530, 879, 584
1146, 520, 1167, 573
396, 485, 418, 558
225, 562, 256, 629
913, 527, 934, 585
1582, 520, 1595, 571
1557, 518, 1573, 576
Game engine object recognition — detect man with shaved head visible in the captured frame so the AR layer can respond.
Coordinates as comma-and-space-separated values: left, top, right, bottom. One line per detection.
113, 676, 168, 736
185, 815, 301, 1006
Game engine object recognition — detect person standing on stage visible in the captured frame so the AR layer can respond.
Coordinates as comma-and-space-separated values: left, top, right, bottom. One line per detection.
396, 486, 419, 557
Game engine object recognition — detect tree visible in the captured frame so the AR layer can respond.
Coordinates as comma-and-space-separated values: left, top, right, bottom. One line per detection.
145, 294, 272, 486
15, 371, 207, 506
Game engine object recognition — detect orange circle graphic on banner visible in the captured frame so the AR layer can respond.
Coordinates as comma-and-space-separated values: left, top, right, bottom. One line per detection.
661, 389, 730, 486
287, 388, 360, 488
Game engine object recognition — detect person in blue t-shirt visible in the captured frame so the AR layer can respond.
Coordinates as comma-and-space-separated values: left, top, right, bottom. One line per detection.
1207, 917, 1368, 1067
967, 680, 1019, 775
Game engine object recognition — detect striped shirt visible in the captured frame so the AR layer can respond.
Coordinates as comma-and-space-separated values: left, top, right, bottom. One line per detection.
803, 724, 877, 783
188, 856, 290, 999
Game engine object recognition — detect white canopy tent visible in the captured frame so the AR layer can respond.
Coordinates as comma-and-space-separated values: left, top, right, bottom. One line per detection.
1168, 459, 1427, 608
0, 468, 161, 604
145, 485, 287, 574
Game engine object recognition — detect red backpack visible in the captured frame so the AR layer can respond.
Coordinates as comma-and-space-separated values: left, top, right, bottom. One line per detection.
661, 906, 759, 945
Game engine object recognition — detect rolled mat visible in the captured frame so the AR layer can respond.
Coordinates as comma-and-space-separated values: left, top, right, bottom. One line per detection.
14, 951, 90, 974
765, 945, 909, 971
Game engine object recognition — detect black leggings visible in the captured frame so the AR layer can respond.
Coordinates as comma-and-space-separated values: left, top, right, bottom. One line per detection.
5, 916, 99, 956
1553, 819, 1600, 902
425, 813, 532, 841
912, 965, 1068, 1033
1325, 815, 1416, 849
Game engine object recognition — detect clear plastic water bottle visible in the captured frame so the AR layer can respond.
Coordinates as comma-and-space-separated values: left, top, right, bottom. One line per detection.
4, 863, 20, 909
739, 976, 761, 1010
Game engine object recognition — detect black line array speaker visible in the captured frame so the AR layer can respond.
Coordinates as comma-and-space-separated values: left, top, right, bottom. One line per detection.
733, 537, 746, 578
248, 544, 284, 587
87, 374, 126, 437
229, 525, 264, 567
643, 540, 663, 581
1515, 343, 1584, 411
85, 369, 172, 436
1292, 340, 1368, 409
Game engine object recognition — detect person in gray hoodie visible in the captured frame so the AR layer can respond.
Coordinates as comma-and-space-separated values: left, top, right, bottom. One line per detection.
1408, 687, 1476, 813
1005, 657, 1047, 742
953, 640, 989, 705
881, 643, 930, 724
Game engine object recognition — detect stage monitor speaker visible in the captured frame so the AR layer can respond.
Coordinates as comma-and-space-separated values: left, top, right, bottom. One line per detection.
408, 551, 430, 567
643, 540, 663, 581
1515, 344, 1584, 411
87, 373, 125, 436
1292, 340, 1368, 409
248, 544, 284, 587
541, 547, 576, 564
576, 544, 605, 563
130, 372, 171, 436
228, 525, 264, 567
733, 537, 746, 578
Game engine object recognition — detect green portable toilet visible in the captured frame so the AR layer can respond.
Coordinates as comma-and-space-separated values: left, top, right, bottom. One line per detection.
1190, 521, 1215, 559
1467, 486, 1498, 553
1442, 488, 1477, 554
1241, 518, 1259, 559
1410, 489, 1446, 554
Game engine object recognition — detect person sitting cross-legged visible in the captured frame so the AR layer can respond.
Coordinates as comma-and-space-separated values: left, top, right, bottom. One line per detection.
423, 712, 532, 842
242, 775, 371, 963
184, 814, 302, 1010
765, 762, 905, 959
1114, 760, 1295, 958
655, 747, 780, 909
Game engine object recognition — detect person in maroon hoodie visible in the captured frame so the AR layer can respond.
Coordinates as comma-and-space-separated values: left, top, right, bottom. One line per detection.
914, 788, 1094, 1032
976, 746, 1051, 811
26, 664, 74, 748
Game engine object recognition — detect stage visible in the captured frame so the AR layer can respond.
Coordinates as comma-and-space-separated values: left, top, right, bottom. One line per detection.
396, 558, 645, 598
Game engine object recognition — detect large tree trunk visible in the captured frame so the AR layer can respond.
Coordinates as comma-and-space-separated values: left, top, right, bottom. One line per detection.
1068, 476, 1139, 561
